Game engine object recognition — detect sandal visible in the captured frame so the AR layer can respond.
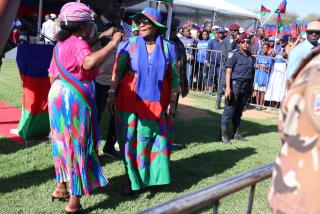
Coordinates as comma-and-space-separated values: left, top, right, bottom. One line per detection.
51, 188, 70, 202
65, 205, 83, 214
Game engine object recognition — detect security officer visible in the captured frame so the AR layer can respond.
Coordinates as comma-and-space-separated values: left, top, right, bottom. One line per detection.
220, 33, 254, 144
217, 23, 240, 109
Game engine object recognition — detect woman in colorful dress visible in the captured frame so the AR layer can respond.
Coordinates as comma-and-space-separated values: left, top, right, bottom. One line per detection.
253, 43, 274, 109
47, 2, 122, 213
107, 7, 179, 194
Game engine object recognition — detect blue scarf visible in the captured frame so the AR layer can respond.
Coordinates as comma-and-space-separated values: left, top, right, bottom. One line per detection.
135, 35, 166, 102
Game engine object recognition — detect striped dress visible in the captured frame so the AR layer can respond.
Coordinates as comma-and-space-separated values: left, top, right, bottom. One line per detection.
113, 36, 179, 190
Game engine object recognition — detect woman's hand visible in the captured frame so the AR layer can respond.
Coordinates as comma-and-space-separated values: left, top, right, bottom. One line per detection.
167, 102, 176, 118
110, 32, 123, 47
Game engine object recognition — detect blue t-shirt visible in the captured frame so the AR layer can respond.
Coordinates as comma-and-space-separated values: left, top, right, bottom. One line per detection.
196, 39, 210, 63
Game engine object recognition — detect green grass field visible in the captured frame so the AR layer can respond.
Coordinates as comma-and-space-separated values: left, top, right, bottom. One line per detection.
0, 59, 280, 213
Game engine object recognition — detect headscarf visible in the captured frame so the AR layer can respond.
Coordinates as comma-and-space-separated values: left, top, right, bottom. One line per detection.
58, 2, 93, 25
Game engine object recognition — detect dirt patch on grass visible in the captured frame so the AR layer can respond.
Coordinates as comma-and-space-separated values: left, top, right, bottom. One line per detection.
243, 108, 279, 119
177, 97, 211, 119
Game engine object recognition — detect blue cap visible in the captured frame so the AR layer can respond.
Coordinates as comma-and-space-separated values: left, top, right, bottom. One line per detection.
279, 34, 289, 41
218, 27, 225, 33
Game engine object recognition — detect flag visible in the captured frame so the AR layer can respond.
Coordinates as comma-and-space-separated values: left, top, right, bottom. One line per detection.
275, 0, 287, 13
16, 44, 52, 139
260, 5, 271, 16
300, 21, 309, 32
277, 12, 284, 33
290, 20, 300, 35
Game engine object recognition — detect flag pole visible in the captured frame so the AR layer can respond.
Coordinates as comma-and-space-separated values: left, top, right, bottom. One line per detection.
261, 11, 275, 26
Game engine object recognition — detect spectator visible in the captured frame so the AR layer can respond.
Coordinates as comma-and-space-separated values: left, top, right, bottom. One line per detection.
265, 34, 290, 107
211, 25, 219, 39
253, 43, 273, 110
180, 26, 196, 87
170, 18, 189, 98
41, 13, 56, 44
206, 27, 225, 101
287, 21, 320, 84
195, 30, 211, 91
251, 26, 265, 55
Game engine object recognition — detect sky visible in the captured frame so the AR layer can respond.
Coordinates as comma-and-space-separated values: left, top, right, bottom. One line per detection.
227, 0, 318, 18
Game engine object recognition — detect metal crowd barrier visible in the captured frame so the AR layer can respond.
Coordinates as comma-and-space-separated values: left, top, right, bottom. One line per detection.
139, 162, 274, 214
183, 46, 288, 110
185, 46, 223, 94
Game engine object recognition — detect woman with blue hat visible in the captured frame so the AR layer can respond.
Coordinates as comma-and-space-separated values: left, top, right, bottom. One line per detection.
107, 7, 179, 195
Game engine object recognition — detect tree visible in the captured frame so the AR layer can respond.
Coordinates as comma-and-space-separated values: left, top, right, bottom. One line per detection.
303, 13, 320, 22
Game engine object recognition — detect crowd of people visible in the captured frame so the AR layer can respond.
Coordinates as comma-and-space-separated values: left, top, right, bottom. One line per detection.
176, 20, 312, 110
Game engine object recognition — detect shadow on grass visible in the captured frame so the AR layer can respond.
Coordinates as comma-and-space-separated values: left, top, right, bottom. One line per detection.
0, 166, 54, 194
174, 104, 277, 145
0, 138, 46, 155
87, 147, 256, 211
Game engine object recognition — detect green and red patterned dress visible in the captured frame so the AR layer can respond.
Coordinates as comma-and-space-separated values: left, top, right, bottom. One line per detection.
113, 35, 179, 190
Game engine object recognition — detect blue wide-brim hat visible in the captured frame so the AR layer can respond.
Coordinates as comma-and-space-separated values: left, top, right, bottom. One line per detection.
131, 7, 167, 32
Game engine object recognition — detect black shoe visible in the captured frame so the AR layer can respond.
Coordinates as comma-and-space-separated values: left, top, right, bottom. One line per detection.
215, 104, 221, 110
234, 134, 248, 142
102, 147, 122, 158
221, 135, 231, 144
171, 143, 186, 151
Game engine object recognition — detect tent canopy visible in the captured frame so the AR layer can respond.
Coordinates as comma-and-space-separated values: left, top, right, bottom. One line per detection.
173, 0, 259, 19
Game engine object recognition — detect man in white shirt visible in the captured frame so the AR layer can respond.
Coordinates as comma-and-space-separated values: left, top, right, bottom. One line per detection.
287, 21, 320, 87
41, 13, 56, 44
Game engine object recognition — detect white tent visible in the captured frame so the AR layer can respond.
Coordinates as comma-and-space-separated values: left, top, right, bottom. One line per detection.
173, 0, 259, 19
128, 0, 260, 29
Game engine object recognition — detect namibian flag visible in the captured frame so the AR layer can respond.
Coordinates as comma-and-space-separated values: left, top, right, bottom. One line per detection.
260, 5, 271, 16
277, 12, 284, 33
275, 0, 287, 13
16, 44, 53, 139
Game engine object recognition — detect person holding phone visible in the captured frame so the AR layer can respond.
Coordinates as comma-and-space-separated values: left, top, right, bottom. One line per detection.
220, 33, 254, 144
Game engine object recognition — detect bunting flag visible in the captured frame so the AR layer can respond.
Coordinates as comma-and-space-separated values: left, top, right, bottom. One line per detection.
277, 12, 284, 33
16, 44, 53, 139
289, 20, 300, 35
260, 5, 271, 16
300, 21, 309, 32
264, 24, 277, 37
275, 0, 287, 13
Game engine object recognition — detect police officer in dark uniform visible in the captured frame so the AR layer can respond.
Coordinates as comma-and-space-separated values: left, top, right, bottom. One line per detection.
217, 23, 240, 109
220, 33, 254, 144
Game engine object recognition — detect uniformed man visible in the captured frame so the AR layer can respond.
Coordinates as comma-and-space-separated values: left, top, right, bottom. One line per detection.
217, 23, 240, 110
220, 33, 254, 144
269, 46, 320, 214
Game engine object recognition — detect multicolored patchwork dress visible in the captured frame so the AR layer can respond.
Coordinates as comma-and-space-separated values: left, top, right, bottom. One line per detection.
113, 35, 179, 190
48, 36, 107, 196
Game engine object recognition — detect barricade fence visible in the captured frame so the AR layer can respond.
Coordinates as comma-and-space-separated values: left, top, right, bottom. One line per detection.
184, 46, 288, 110
139, 162, 274, 214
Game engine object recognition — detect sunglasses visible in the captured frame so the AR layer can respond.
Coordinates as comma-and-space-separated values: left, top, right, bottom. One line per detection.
307, 30, 320, 35
137, 17, 151, 25
240, 39, 251, 44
